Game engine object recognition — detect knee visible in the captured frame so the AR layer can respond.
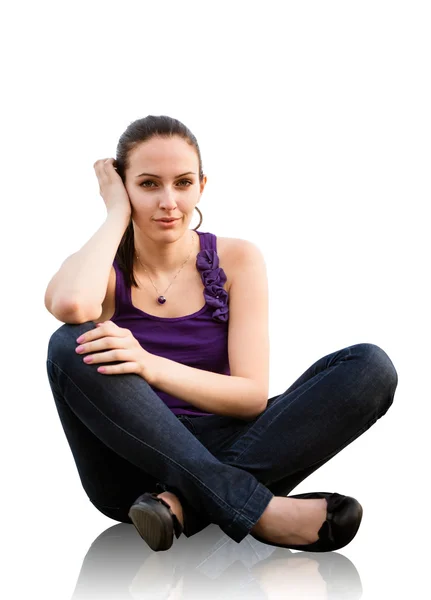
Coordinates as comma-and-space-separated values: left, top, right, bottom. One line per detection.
47, 321, 96, 364
350, 343, 398, 415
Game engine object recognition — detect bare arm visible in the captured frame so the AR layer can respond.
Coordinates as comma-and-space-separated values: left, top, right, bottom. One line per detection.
44, 209, 130, 322
146, 355, 266, 421
45, 158, 133, 323
143, 239, 270, 421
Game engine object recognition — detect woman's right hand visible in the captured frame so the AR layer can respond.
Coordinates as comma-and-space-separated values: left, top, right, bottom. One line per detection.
93, 158, 132, 218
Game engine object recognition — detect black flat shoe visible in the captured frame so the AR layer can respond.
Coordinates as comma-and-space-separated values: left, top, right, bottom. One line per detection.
128, 492, 184, 551
250, 492, 363, 552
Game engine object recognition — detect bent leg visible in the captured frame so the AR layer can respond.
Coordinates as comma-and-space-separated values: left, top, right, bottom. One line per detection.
181, 342, 398, 536
47, 321, 273, 543
220, 343, 397, 485
48, 369, 160, 523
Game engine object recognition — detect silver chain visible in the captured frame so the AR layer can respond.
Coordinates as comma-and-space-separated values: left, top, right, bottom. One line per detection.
135, 231, 195, 303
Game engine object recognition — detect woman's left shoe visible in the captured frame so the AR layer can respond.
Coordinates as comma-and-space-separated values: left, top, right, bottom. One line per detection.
250, 492, 363, 552
128, 492, 184, 551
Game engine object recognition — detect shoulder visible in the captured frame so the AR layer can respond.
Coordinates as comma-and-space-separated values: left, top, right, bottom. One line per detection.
218, 236, 266, 271
220, 236, 270, 403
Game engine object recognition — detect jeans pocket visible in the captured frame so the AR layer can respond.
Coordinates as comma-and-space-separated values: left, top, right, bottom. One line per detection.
177, 415, 198, 435
189, 415, 251, 456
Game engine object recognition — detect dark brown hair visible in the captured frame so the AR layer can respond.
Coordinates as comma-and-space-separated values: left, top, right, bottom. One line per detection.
114, 115, 204, 289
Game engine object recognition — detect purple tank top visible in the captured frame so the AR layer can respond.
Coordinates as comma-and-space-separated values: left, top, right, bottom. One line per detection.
111, 231, 230, 417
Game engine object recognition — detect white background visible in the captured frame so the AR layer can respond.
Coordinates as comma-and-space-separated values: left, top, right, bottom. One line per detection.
2, 1, 430, 598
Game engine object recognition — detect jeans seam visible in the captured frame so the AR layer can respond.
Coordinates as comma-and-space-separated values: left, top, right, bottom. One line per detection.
48, 359, 253, 523
230, 482, 273, 530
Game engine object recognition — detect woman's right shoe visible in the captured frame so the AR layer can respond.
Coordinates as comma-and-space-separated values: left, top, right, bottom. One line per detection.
250, 492, 363, 552
128, 492, 184, 551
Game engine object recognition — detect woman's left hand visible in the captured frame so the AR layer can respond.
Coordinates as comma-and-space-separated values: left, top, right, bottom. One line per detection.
75, 321, 155, 383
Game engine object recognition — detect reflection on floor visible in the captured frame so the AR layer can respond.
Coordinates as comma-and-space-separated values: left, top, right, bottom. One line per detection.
71, 522, 362, 599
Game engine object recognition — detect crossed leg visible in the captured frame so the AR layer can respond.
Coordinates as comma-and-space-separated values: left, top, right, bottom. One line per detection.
47, 321, 397, 545
157, 341, 398, 540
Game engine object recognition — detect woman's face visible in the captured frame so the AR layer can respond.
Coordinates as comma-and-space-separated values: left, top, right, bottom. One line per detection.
124, 135, 206, 234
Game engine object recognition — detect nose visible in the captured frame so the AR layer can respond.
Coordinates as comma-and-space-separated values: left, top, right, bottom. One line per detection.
159, 188, 177, 210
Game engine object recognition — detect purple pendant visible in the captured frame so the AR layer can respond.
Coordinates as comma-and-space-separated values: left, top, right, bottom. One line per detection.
157, 296, 166, 305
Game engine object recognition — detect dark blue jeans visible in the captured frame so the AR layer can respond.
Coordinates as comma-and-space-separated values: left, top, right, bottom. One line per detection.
46, 321, 398, 544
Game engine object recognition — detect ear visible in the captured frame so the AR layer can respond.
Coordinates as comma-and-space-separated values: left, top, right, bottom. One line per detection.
199, 174, 207, 195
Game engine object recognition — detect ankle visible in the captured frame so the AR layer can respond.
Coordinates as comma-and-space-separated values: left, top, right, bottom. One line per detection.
251, 496, 328, 546
251, 497, 288, 536
157, 491, 184, 528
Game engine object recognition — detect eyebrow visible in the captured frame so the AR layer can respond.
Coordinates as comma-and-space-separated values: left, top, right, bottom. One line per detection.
135, 171, 196, 179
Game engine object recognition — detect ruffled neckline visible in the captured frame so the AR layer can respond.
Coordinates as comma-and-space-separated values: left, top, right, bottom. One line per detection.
196, 245, 229, 323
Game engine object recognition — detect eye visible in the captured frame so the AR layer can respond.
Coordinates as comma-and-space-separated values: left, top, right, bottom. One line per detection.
140, 179, 192, 188
140, 180, 156, 188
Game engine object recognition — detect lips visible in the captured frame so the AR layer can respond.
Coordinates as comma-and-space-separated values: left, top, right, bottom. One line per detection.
157, 218, 178, 222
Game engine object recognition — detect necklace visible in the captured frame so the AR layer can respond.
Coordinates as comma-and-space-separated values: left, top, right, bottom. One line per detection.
135, 231, 195, 305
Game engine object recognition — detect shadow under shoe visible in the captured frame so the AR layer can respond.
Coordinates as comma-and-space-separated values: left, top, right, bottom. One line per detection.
250, 492, 363, 553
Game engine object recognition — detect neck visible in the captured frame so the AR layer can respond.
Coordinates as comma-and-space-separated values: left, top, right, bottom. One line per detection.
134, 228, 196, 277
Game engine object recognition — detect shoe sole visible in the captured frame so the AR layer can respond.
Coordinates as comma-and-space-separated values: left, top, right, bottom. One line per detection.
349, 500, 363, 545
128, 503, 173, 551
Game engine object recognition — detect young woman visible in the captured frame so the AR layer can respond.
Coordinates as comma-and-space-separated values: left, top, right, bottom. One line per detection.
45, 115, 398, 552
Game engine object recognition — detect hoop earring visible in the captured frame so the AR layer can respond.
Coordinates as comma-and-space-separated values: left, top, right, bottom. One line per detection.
193, 206, 203, 231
